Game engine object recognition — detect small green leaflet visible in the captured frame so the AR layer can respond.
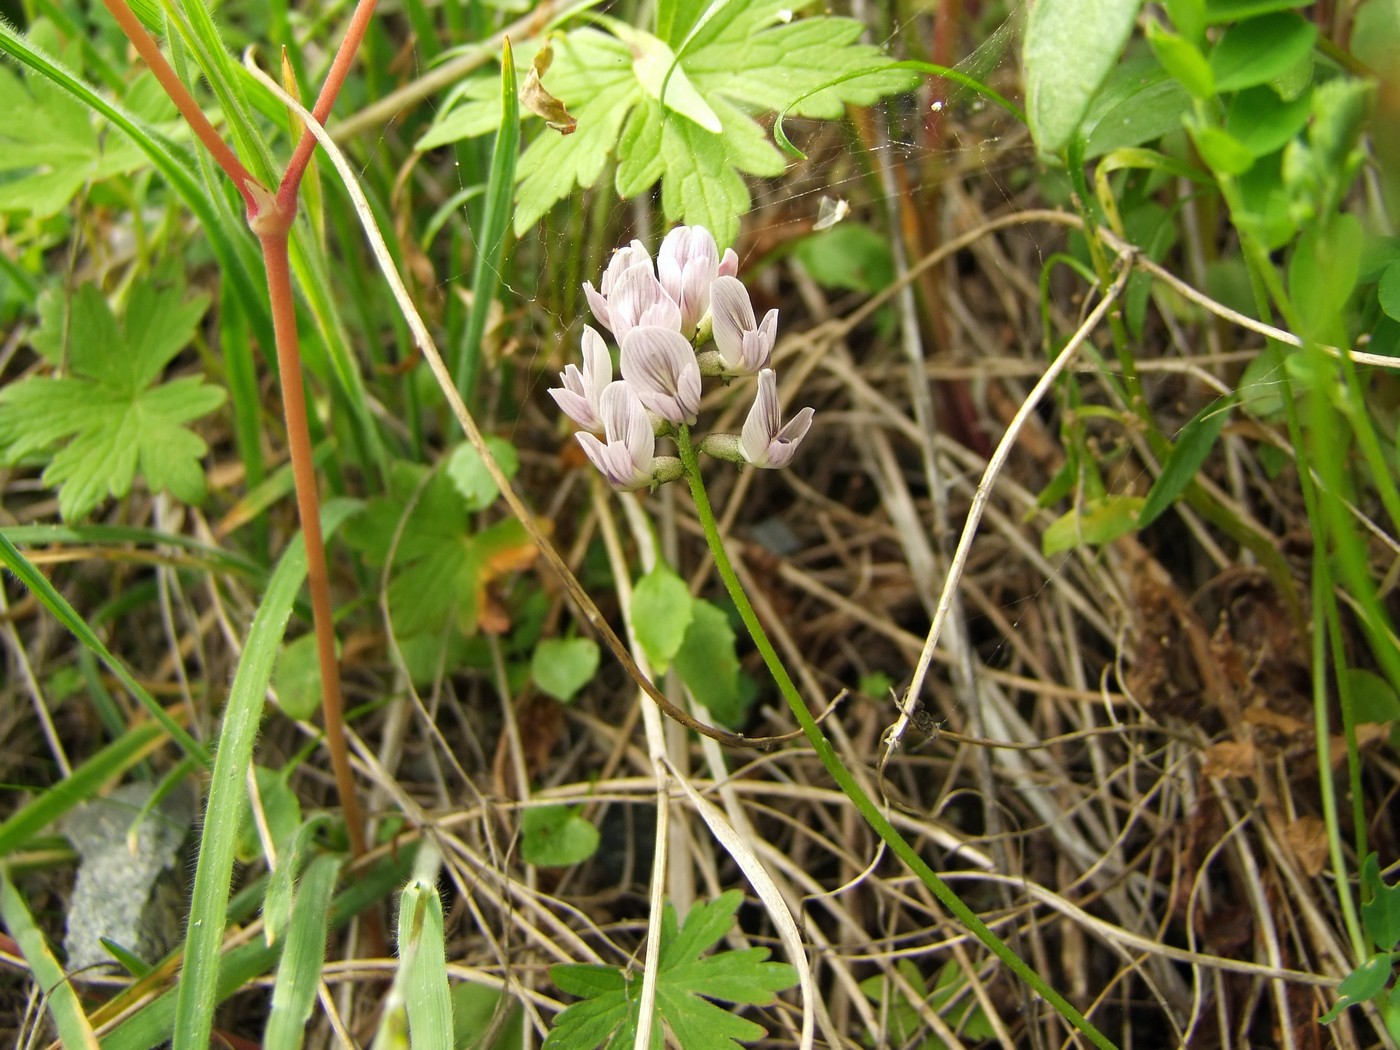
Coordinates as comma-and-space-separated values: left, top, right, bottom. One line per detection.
1136, 395, 1235, 529
543, 890, 797, 1050
341, 461, 537, 639
521, 804, 600, 867
673, 599, 747, 727
0, 279, 224, 521
418, 1, 916, 246
532, 637, 600, 702
632, 562, 695, 672
1361, 853, 1400, 953
0, 33, 150, 218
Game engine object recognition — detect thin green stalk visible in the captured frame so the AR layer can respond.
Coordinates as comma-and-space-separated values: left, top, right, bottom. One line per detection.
676, 427, 1116, 1050
1215, 173, 1367, 959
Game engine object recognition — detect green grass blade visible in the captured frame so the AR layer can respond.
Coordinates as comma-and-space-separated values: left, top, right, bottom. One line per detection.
0, 531, 208, 766
455, 38, 520, 402
169, 541, 303, 1049
97, 847, 416, 1049
373, 846, 453, 1050
0, 871, 100, 1049
171, 503, 357, 1049
0, 721, 168, 857
263, 853, 343, 1050
263, 814, 333, 947
152, 0, 278, 184
2, 524, 262, 579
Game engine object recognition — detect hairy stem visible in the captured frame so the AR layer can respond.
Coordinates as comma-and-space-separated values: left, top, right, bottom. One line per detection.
98, 0, 258, 210
259, 228, 367, 863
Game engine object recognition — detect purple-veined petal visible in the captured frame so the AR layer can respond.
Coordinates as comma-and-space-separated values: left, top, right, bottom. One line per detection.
610, 266, 682, 343
711, 276, 775, 374
584, 240, 655, 335
621, 326, 702, 425
547, 325, 613, 431
575, 381, 657, 489
549, 367, 596, 431
659, 226, 721, 333
740, 369, 813, 468
600, 380, 654, 474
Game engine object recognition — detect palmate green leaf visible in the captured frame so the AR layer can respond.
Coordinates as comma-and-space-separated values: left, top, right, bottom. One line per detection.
422, 4, 913, 246
342, 463, 537, 640
544, 891, 797, 1050
0, 53, 146, 218
0, 279, 223, 521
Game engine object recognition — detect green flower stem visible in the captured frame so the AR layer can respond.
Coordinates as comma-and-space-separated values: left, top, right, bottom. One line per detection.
675, 427, 1116, 1050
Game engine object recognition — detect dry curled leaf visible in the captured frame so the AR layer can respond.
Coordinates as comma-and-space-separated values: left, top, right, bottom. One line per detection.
1285, 816, 1329, 876
521, 41, 576, 135
1202, 739, 1255, 779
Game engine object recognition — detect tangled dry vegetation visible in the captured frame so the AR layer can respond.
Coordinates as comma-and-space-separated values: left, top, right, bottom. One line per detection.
1, 25, 1394, 1050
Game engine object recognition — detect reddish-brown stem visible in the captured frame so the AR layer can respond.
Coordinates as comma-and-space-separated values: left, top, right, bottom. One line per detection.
258, 226, 368, 862
278, 0, 379, 207
99, 0, 259, 211
104, 0, 382, 945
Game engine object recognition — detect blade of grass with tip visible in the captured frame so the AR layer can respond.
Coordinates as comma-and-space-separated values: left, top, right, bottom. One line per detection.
0, 531, 208, 766
399, 876, 453, 1048
263, 852, 342, 1050
455, 37, 520, 402
0, 871, 100, 1048
96, 847, 417, 1048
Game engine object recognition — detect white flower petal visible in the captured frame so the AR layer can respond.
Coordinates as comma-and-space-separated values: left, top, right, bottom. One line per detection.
621, 327, 701, 425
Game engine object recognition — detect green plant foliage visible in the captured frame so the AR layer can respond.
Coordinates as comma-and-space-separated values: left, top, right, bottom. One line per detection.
1041, 494, 1145, 555
1137, 397, 1235, 529
631, 562, 695, 672
1282, 79, 1373, 225
1204, 0, 1309, 22
792, 225, 895, 293
521, 805, 600, 868
531, 637, 601, 703
452, 984, 524, 1050
1321, 952, 1397, 1024
1145, 20, 1215, 100
264, 853, 341, 1050
1378, 261, 1400, 322
859, 959, 994, 1050
1224, 85, 1313, 158
0, 41, 151, 219
235, 765, 303, 864
672, 600, 746, 726
1080, 52, 1191, 157
0, 278, 224, 520
543, 890, 797, 1049
447, 437, 520, 513
342, 462, 536, 639
419, 1, 915, 246
1208, 13, 1317, 93
395, 872, 454, 1050
1361, 853, 1400, 952
273, 633, 336, 721
1024, 0, 1146, 151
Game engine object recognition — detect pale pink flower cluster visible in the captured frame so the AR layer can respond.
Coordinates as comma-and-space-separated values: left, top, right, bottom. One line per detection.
549, 226, 815, 491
